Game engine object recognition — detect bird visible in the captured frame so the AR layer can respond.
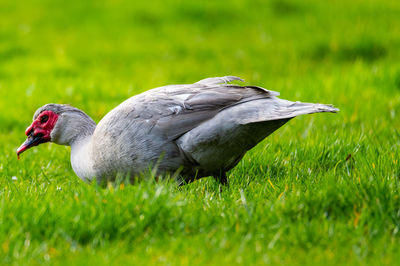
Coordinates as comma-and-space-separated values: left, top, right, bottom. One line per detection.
17, 76, 338, 185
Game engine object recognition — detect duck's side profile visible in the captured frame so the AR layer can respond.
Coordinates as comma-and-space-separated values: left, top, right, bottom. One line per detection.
17, 76, 338, 184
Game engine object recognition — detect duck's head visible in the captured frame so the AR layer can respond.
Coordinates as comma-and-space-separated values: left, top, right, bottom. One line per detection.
17, 104, 96, 159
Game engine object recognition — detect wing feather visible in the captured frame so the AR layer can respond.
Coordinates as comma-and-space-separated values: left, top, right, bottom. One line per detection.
148, 79, 276, 140
102, 76, 278, 141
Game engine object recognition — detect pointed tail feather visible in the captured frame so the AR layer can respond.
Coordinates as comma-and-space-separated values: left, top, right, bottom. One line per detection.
285, 101, 339, 117
236, 98, 339, 125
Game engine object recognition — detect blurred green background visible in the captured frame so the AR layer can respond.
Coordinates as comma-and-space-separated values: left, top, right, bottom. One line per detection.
1, 0, 400, 264
1, 0, 399, 120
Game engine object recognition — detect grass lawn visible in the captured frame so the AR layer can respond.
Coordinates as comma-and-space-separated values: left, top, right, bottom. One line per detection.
1, 0, 400, 264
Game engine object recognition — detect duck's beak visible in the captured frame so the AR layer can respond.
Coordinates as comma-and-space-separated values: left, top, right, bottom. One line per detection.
16, 133, 44, 159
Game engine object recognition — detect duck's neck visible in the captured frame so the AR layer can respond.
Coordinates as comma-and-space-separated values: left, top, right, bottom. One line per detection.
67, 116, 97, 182
70, 135, 96, 182
52, 111, 97, 146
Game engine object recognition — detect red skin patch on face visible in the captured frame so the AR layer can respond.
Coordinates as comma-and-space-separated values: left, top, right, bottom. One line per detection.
25, 110, 59, 141
17, 110, 59, 159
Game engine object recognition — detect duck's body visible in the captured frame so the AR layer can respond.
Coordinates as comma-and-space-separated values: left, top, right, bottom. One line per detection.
17, 76, 338, 184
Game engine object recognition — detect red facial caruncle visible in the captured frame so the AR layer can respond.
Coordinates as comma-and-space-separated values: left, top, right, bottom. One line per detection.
16, 110, 59, 159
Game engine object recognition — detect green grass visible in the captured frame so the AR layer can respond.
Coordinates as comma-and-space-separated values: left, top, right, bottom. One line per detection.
1, 0, 400, 264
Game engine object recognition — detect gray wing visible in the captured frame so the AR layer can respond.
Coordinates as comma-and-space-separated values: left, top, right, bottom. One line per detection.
145, 76, 279, 140
109, 75, 335, 141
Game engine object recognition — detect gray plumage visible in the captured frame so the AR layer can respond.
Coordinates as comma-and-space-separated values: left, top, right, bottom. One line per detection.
32, 76, 338, 184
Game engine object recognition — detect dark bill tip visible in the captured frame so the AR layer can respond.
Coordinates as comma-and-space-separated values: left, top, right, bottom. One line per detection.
16, 135, 44, 159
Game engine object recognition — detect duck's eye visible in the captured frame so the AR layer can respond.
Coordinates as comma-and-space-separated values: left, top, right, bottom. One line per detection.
41, 115, 49, 123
